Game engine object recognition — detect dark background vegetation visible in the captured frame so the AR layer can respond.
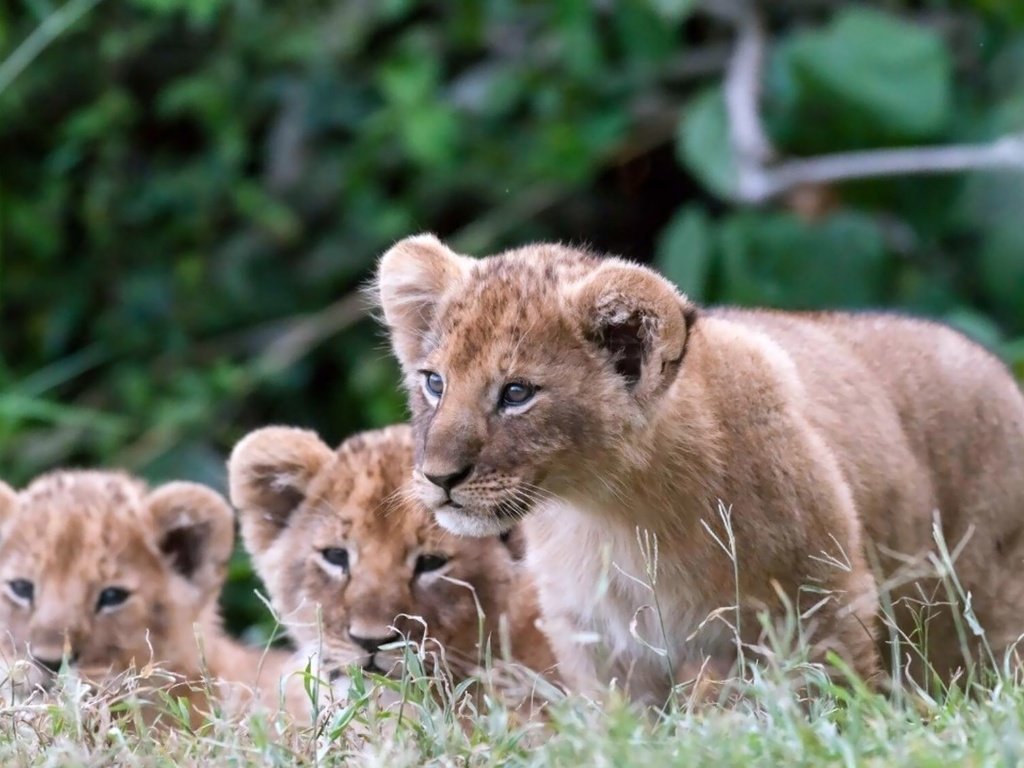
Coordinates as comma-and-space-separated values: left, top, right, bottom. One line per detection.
2, 0, 1022, 640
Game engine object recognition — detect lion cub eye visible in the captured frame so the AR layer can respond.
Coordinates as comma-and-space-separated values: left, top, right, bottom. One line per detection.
500, 382, 536, 408
421, 370, 444, 402
6, 579, 33, 604
96, 587, 130, 612
320, 547, 350, 571
415, 554, 449, 575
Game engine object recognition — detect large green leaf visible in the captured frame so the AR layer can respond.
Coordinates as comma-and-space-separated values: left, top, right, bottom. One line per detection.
717, 211, 889, 310
979, 224, 1024, 329
770, 8, 952, 151
656, 205, 713, 301
677, 87, 736, 200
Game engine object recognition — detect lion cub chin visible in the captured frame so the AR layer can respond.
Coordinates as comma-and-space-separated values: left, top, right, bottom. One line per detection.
0, 471, 290, 723
228, 423, 557, 715
375, 234, 1024, 705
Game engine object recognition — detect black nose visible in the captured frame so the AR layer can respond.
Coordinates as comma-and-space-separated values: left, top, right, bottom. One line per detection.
32, 654, 77, 673
424, 465, 473, 493
348, 631, 401, 654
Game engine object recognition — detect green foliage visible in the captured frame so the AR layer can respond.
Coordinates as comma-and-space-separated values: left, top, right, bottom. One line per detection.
717, 211, 889, 309
656, 204, 713, 301
2, 0, 1023, 638
678, 87, 736, 200
770, 8, 953, 151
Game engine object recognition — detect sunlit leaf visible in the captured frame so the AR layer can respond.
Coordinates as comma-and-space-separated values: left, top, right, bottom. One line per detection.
656, 205, 713, 301
771, 8, 952, 150
677, 87, 736, 200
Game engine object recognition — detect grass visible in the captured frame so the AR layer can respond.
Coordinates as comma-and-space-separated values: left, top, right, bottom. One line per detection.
3, 517, 1021, 766
4, 609, 1024, 767
5, 655, 1024, 767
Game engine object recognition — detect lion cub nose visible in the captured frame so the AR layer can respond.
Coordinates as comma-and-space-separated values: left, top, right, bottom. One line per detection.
348, 630, 401, 654
424, 465, 474, 493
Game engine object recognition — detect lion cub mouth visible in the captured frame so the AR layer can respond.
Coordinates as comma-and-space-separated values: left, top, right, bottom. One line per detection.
434, 501, 519, 538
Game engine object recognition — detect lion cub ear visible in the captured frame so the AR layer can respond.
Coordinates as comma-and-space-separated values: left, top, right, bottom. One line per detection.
375, 233, 473, 368
0, 481, 18, 529
228, 426, 334, 556
570, 261, 696, 403
145, 482, 234, 604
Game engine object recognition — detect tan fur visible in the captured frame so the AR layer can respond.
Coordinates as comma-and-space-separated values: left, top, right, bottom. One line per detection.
375, 234, 1024, 704
0, 471, 289, 721
227, 423, 557, 703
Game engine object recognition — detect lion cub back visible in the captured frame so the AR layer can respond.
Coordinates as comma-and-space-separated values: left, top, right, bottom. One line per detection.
709, 308, 1024, 555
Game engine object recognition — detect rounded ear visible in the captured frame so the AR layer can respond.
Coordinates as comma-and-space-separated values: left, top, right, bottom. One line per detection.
570, 261, 697, 403
145, 482, 234, 604
227, 426, 334, 557
0, 481, 18, 531
375, 233, 473, 369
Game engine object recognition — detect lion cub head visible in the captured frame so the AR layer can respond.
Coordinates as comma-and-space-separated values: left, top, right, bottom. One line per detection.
228, 424, 534, 680
375, 234, 696, 536
0, 471, 233, 690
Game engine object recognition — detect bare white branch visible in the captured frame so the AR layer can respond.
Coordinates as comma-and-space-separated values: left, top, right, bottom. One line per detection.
718, 0, 1024, 205
741, 136, 1024, 203
722, 2, 775, 172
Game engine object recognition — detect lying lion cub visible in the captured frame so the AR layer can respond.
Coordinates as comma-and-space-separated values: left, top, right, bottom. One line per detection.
228, 423, 556, 698
375, 234, 1024, 704
0, 471, 289, 720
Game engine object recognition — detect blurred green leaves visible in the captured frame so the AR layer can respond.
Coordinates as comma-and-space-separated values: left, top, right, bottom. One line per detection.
678, 88, 736, 200
770, 8, 952, 151
718, 211, 888, 309
128, 0, 224, 25
656, 205, 712, 301
379, 51, 460, 167
658, 210, 888, 309
2, 0, 1023, 636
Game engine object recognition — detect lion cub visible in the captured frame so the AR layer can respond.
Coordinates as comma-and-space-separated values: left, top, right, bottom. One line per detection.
227, 423, 556, 695
0, 471, 289, 719
375, 234, 1024, 704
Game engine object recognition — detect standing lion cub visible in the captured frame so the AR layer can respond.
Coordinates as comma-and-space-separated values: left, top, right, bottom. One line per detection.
227, 423, 556, 700
375, 234, 1024, 704
0, 471, 289, 720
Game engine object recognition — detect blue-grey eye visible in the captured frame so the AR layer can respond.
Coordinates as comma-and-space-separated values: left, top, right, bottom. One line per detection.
8, 579, 33, 602
321, 547, 349, 570
500, 382, 535, 407
424, 371, 444, 397
96, 586, 130, 611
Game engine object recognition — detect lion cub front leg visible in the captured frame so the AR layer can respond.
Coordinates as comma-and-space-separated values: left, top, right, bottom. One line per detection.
537, 609, 606, 699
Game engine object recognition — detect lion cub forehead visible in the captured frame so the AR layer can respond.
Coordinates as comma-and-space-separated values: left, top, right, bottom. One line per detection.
334, 426, 414, 488
4, 471, 154, 575
455, 245, 599, 306
432, 245, 602, 362
310, 427, 434, 536
18, 470, 149, 528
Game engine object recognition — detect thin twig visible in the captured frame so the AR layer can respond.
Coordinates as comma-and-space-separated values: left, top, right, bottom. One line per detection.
0, 0, 107, 96
718, 0, 1024, 204
252, 291, 365, 378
